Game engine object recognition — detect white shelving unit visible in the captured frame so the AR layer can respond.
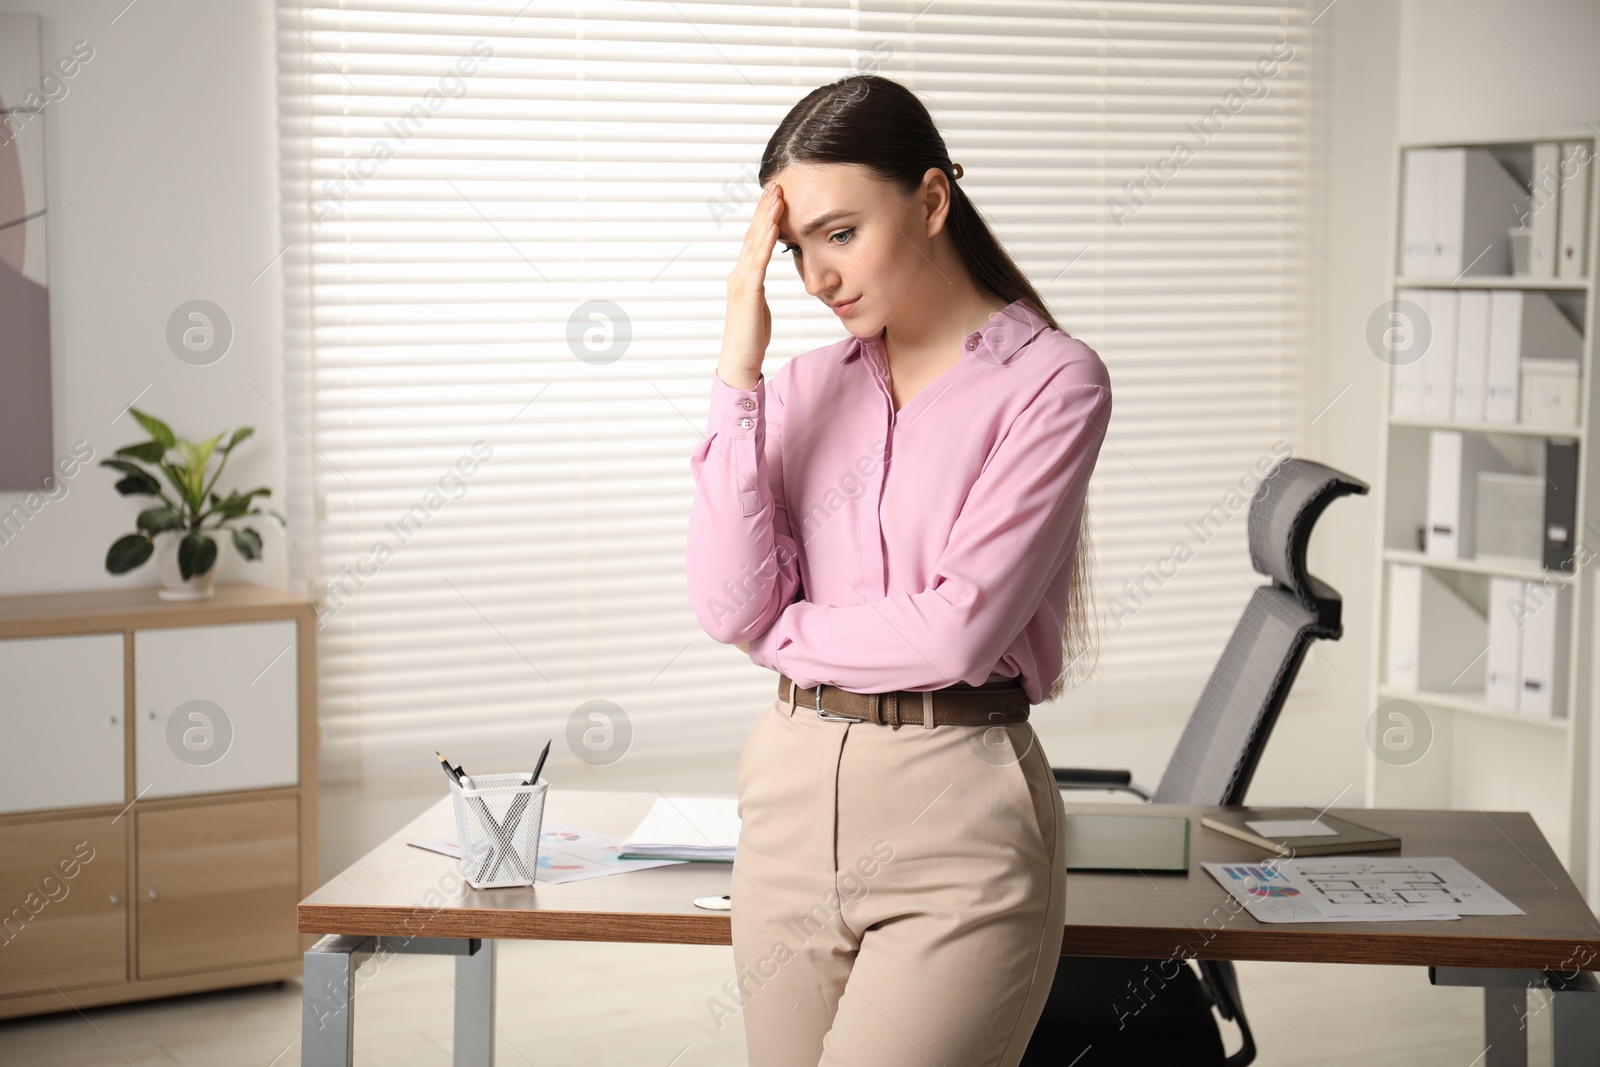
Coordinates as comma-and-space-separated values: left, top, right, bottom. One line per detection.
1367, 132, 1600, 911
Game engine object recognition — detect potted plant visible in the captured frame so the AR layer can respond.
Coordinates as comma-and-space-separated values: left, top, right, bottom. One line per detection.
101, 408, 285, 601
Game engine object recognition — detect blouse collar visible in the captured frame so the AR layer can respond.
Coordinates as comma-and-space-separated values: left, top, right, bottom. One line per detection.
842, 298, 1050, 367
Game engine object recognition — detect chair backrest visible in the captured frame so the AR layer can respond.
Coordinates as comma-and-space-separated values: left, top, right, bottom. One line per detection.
1152, 458, 1368, 806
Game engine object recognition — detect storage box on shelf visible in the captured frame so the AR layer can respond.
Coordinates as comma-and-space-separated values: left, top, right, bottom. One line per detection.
0, 583, 317, 1020
1369, 133, 1598, 908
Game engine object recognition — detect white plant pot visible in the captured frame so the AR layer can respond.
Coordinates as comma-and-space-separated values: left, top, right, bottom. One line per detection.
153, 529, 219, 601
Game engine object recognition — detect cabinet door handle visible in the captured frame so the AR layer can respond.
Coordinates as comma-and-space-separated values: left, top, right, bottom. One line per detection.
147, 889, 158, 900
109, 894, 120, 905
148, 710, 157, 721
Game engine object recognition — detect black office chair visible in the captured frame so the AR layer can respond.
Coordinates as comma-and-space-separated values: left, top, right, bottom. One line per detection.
1020, 457, 1370, 1066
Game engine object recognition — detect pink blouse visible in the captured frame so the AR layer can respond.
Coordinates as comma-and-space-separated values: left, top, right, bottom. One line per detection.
686, 298, 1112, 706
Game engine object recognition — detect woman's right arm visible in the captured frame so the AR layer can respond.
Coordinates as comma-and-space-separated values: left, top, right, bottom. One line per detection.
686, 367, 802, 645
685, 180, 802, 645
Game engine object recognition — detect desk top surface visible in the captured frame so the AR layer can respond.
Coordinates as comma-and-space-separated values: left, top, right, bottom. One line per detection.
299, 790, 1600, 971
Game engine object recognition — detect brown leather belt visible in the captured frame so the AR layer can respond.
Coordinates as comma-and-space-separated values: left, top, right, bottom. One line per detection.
778, 672, 1029, 728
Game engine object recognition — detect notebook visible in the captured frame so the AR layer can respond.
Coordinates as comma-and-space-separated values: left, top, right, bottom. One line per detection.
1199, 807, 1400, 857
616, 796, 739, 862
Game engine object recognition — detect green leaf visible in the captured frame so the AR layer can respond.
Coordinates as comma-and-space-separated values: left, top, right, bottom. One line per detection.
115, 441, 167, 464
193, 431, 225, 473
231, 527, 263, 561
177, 530, 218, 580
159, 460, 198, 514
103, 460, 162, 495
209, 487, 271, 520
106, 533, 154, 574
225, 426, 255, 452
102, 458, 152, 479
136, 507, 186, 534
248, 507, 288, 528
129, 408, 175, 450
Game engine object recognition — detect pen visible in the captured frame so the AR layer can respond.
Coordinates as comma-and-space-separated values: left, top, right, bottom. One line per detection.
526, 739, 551, 786
436, 751, 462, 786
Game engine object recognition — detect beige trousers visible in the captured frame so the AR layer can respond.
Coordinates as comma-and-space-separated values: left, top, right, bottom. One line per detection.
730, 689, 1068, 1067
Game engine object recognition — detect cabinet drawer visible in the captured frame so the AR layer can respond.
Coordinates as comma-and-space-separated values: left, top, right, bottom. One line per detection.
134, 620, 298, 799
136, 799, 300, 979
0, 817, 127, 998
0, 634, 125, 814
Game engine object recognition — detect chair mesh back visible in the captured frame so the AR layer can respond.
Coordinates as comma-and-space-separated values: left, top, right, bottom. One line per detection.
1248, 458, 1369, 612
1152, 586, 1318, 806
1150, 458, 1368, 807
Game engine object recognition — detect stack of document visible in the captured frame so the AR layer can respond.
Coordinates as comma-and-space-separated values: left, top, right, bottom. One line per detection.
1400, 143, 1590, 279
1391, 289, 1581, 424
1386, 562, 1487, 693
617, 796, 740, 862
1421, 432, 1578, 566
1400, 147, 1528, 277
1486, 576, 1571, 718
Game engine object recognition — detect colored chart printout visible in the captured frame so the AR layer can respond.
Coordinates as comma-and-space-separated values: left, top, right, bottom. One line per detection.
1202, 856, 1524, 923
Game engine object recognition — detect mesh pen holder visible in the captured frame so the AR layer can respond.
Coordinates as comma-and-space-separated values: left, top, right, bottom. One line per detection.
448, 773, 547, 889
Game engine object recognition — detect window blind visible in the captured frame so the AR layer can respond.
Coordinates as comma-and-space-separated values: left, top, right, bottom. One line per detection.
275, 0, 1315, 789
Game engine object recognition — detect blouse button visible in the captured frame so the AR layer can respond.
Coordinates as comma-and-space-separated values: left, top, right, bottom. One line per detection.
739, 398, 755, 410
964, 336, 978, 351
739, 417, 753, 429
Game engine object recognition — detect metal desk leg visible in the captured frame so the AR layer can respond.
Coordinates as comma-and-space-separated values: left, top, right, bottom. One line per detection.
1482, 984, 1528, 1067
1432, 966, 1600, 1067
1554, 982, 1600, 1065
365, 936, 495, 1067
453, 938, 496, 1066
302, 934, 374, 1067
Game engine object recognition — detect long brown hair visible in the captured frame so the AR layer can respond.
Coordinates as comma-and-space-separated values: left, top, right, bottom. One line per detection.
758, 73, 1100, 702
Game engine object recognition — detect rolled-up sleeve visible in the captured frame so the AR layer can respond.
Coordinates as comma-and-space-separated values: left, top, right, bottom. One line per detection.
685, 368, 803, 644
744, 377, 1110, 693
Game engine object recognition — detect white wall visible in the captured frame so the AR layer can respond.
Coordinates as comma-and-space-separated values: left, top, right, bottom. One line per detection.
1398, 0, 1600, 144
0, 1, 287, 596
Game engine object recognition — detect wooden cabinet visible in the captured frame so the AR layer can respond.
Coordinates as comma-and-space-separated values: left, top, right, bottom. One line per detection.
0, 634, 126, 814
0, 584, 318, 1020
136, 800, 301, 978
0, 816, 126, 998
134, 620, 299, 799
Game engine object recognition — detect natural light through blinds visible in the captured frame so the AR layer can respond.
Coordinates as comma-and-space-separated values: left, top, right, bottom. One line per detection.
275, 1, 1313, 787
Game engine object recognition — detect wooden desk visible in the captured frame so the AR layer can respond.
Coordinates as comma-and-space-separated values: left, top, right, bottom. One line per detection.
298, 792, 1600, 1066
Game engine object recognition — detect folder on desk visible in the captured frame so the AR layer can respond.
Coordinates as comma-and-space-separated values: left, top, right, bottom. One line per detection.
1199, 807, 1399, 857
1064, 812, 1190, 873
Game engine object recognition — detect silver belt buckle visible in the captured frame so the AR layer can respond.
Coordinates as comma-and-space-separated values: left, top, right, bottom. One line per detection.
812, 684, 862, 722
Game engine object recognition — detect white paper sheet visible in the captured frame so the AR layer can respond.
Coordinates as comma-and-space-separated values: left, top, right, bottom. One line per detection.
616, 795, 740, 860
1244, 818, 1339, 837
408, 821, 687, 884
1203, 856, 1524, 923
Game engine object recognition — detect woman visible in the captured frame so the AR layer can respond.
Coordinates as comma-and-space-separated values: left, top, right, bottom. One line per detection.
686, 74, 1111, 1067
